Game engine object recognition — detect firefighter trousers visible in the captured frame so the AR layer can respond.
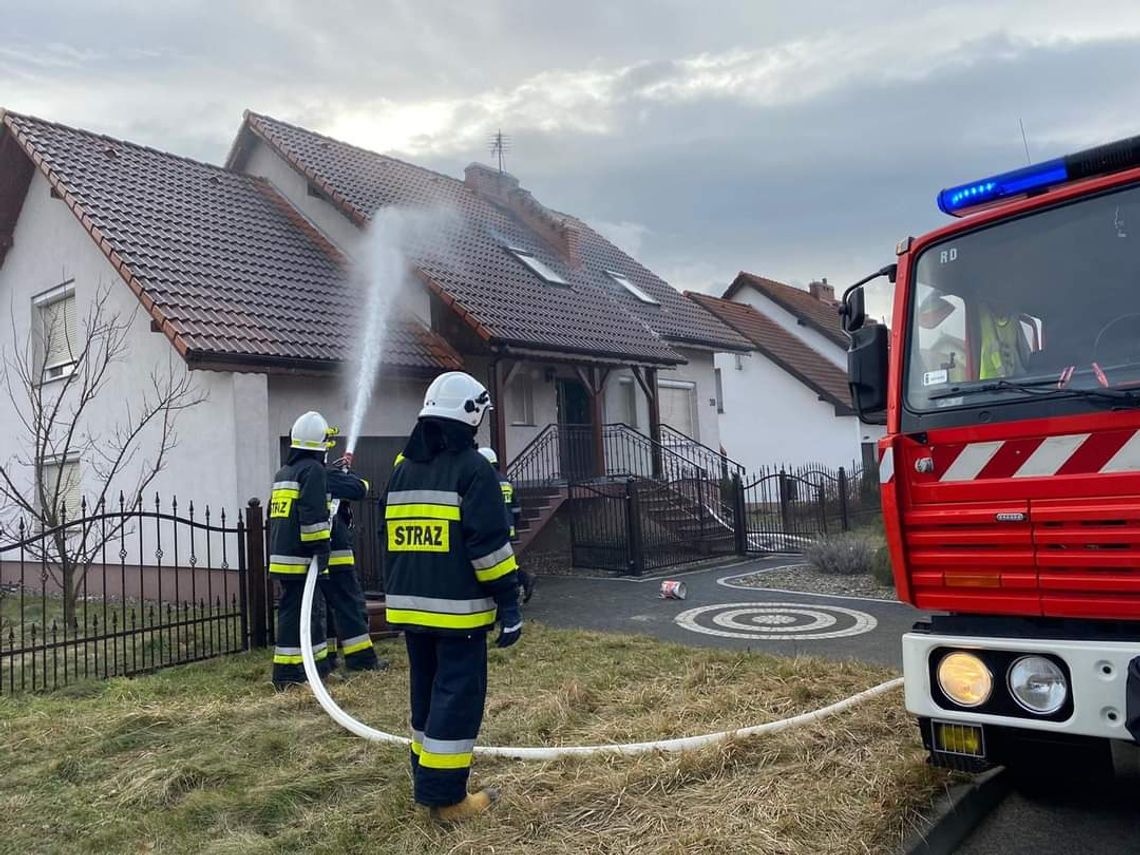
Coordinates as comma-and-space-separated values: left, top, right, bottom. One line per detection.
272, 575, 329, 687
321, 569, 378, 670
406, 630, 488, 807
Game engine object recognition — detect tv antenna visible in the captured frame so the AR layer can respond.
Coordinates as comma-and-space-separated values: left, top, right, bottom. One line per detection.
1018, 117, 1032, 164
489, 129, 511, 174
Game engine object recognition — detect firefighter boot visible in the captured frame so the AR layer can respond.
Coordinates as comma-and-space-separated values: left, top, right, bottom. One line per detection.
430, 788, 500, 823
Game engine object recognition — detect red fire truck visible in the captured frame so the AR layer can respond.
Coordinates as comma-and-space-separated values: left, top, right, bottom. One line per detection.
842, 136, 1140, 776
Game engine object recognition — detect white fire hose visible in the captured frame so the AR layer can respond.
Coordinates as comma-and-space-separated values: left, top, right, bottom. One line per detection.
299, 501, 903, 759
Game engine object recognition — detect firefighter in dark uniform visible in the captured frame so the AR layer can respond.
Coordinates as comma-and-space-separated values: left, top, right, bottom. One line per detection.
269, 411, 334, 689
382, 371, 522, 822
322, 460, 386, 673
478, 447, 535, 603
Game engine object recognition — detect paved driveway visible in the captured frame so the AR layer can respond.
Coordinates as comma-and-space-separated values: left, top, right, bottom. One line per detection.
956, 780, 1140, 854
524, 557, 924, 669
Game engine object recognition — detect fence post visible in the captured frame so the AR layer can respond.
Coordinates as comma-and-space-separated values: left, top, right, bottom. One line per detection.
625, 477, 645, 577
778, 468, 791, 534
237, 510, 250, 651
838, 466, 850, 532
732, 472, 748, 556
245, 498, 268, 650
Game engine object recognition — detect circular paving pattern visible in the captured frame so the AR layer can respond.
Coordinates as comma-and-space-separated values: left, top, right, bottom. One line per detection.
674, 601, 878, 640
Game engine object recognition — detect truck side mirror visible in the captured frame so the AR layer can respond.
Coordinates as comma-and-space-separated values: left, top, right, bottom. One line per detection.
847, 322, 888, 425
840, 286, 866, 333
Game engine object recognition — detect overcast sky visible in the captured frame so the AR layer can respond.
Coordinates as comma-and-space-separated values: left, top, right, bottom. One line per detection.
5, 1, 1140, 309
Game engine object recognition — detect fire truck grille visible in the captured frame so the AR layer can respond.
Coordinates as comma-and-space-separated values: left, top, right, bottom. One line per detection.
903, 503, 1036, 614
903, 497, 1140, 618
1031, 497, 1140, 618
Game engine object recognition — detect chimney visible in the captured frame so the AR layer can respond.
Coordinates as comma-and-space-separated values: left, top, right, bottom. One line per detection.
464, 162, 581, 269
808, 277, 836, 304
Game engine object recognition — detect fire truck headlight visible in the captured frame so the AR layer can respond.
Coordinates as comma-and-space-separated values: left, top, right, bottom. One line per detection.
1008, 656, 1067, 715
936, 652, 993, 707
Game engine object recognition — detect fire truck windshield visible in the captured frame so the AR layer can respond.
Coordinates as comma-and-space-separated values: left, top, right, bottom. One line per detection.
905, 181, 1140, 422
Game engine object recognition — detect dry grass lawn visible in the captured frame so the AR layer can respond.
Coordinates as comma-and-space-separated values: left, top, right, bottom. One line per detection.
0, 624, 954, 854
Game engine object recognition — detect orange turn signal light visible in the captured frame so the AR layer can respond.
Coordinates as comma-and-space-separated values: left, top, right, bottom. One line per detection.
944, 573, 1002, 588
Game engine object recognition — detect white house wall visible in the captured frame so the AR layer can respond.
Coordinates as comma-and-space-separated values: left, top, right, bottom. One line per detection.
733, 289, 846, 369
0, 170, 249, 520
241, 141, 365, 261
266, 373, 425, 456
716, 350, 864, 473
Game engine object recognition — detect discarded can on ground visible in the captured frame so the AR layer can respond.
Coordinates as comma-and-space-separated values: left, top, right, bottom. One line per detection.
660, 580, 687, 600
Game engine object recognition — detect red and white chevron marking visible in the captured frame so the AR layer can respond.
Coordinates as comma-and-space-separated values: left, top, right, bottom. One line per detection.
879, 447, 895, 484
937, 430, 1140, 482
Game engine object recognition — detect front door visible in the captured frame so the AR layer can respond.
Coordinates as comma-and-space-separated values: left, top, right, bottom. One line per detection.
556, 378, 596, 481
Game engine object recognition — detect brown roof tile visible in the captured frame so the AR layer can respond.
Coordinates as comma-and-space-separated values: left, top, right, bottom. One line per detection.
233, 112, 750, 362
723, 272, 847, 348
687, 292, 854, 415
1, 111, 461, 373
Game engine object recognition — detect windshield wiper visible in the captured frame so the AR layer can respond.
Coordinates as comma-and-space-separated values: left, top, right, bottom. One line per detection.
928, 378, 1058, 400
929, 378, 1140, 406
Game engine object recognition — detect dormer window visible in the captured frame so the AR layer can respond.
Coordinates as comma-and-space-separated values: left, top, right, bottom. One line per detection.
606, 271, 659, 305
508, 247, 568, 285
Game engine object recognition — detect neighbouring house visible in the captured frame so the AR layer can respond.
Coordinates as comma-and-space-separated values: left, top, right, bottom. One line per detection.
688, 272, 885, 474
0, 109, 749, 548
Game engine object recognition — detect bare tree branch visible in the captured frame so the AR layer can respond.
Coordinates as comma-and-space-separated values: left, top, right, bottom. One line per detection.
0, 279, 206, 624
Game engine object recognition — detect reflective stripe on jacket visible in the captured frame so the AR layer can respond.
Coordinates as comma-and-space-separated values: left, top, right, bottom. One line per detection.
497, 472, 521, 540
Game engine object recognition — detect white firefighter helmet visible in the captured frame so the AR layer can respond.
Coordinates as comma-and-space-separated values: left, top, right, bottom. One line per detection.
290, 411, 331, 451
478, 447, 499, 466
420, 371, 492, 427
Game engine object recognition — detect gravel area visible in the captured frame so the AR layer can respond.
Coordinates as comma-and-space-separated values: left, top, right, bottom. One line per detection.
729, 563, 898, 601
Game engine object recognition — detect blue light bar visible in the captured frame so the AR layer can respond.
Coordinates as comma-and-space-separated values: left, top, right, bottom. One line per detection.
937, 158, 1068, 215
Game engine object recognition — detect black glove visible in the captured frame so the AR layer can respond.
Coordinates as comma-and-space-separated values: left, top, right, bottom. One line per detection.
494, 602, 522, 648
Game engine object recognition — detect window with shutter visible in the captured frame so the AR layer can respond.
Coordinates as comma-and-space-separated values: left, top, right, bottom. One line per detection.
40, 459, 82, 520
659, 382, 696, 439
37, 292, 77, 381
507, 374, 535, 425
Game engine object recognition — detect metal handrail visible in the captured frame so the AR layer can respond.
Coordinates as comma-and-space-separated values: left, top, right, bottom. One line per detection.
658, 424, 745, 479
506, 424, 563, 487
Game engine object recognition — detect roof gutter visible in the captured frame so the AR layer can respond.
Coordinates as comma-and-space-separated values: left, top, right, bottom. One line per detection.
184, 350, 459, 377
495, 343, 682, 369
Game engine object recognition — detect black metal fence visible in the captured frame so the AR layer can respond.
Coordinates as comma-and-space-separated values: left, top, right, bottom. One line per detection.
511, 419, 884, 575
737, 461, 881, 553
349, 492, 384, 595
568, 476, 738, 575
566, 458, 880, 574
0, 495, 278, 696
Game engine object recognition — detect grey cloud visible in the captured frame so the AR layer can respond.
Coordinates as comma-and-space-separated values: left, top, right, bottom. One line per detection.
4, 1, 1140, 302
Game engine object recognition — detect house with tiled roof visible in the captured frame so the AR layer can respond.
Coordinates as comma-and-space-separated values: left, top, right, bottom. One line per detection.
688, 273, 885, 473
225, 112, 748, 476
0, 108, 747, 522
